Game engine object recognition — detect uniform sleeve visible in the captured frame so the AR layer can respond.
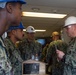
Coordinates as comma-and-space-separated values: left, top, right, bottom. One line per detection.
46, 42, 54, 64
38, 42, 43, 61
42, 44, 50, 62
0, 38, 12, 74
41, 46, 48, 62
0, 46, 12, 74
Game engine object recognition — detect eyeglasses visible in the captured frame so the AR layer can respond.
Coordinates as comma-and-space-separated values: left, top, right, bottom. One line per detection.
64, 25, 72, 29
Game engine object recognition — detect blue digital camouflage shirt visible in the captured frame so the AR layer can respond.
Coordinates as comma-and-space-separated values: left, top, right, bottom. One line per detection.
0, 37, 12, 75
4, 37, 23, 75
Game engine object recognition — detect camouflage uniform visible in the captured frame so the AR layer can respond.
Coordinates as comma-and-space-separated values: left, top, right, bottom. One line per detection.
4, 37, 23, 75
46, 40, 68, 75
63, 37, 76, 75
42, 44, 49, 62
18, 39, 42, 61
0, 37, 12, 75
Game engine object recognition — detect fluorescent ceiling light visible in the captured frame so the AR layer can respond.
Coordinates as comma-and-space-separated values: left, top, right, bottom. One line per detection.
35, 30, 46, 32
23, 29, 46, 32
22, 12, 67, 18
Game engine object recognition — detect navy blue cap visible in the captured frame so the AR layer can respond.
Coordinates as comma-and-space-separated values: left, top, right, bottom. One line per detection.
0, 0, 26, 4
7, 22, 25, 32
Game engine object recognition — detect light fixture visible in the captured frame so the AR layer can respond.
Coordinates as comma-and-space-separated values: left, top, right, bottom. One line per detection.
23, 29, 46, 32
22, 12, 67, 18
35, 30, 46, 32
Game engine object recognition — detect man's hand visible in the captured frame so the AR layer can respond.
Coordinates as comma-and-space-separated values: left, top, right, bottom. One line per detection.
56, 50, 65, 60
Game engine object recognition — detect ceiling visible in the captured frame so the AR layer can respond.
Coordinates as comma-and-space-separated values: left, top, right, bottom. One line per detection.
22, 0, 76, 37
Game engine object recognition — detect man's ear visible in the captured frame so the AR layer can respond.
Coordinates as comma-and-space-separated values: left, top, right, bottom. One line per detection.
6, 3, 13, 13
12, 30, 16, 34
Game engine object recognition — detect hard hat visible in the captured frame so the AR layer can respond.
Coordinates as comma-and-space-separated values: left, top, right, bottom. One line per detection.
26, 26, 36, 33
7, 22, 25, 32
0, 0, 26, 8
52, 31, 59, 37
0, 0, 26, 4
2, 32, 7, 39
64, 16, 76, 27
